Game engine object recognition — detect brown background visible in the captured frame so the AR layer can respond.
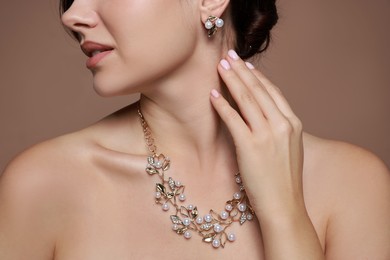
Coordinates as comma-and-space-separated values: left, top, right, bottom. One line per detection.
0, 0, 389, 172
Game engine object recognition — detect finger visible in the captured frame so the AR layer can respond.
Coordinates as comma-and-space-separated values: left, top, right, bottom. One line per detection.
248, 67, 303, 131
209, 89, 251, 141
223, 50, 286, 125
218, 58, 266, 131
248, 66, 297, 120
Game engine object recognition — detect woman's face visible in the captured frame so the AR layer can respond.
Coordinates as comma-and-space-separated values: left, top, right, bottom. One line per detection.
62, 0, 199, 97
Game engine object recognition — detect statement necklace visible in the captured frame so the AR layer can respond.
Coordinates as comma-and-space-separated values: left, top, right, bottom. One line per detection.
137, 105, 255, 249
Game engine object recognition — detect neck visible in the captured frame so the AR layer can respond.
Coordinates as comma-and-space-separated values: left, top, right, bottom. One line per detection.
137, 47, 236, 174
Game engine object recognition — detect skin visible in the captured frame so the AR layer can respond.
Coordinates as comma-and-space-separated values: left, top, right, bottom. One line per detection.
1, 0, 390, 259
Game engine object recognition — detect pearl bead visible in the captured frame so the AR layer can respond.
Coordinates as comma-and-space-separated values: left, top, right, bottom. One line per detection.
183, 218, 191, 226
196, 216, 203, 224
227, 233, 236, 242
215, 18, 224, 28
238, 203, 247, 212
162, 203, 170, 211
175, 181, 182, 187
205, 20, 213, 29
247, 213, 254, 220
155, 192, 162, 199
235, 176, 242, 184
233, 192, 241, 200
204, 214, 213, 223
213, 224, 223, 233
225, 204, 233, 211
184, 231, 192, 239
172, 224, 179, 231
155, 161, 162, 167
220, 211, 229, 220
212, 239, 221, 248
187, 204, 194, 210
179, 194, 186, 201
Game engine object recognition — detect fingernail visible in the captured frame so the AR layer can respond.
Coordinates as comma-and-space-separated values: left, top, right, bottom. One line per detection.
211, 89, 220, 98
228, 49, 239, 61
220, 59, 231, 70
245, 62, 255, 70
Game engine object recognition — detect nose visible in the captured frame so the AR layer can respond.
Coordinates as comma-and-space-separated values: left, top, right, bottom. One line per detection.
61, 1, 98, 41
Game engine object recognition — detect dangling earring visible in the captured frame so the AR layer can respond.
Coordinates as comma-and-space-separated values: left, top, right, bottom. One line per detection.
204, 16, 224, 37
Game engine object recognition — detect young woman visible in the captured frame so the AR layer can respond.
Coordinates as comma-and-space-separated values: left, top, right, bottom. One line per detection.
1, 0, 389, 259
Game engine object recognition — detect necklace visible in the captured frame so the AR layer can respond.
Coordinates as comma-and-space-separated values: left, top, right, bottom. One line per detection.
137, 104, 255, 249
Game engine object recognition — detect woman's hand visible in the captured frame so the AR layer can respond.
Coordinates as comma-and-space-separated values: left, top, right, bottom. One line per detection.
210, 50, 324, 259
210, 50, 305, 221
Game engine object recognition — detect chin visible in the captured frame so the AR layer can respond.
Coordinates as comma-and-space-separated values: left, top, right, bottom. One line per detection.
91, 74, 143, 98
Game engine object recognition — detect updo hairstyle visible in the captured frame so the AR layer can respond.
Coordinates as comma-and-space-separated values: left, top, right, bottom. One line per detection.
59, 0, 278, 59
230, 0, 278, 59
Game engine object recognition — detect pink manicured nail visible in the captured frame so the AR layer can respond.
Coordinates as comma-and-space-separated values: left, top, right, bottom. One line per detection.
245, 62, 255, 70
211, 89, 220, 98
220, 59, 231, 70
228, 49, 239, 60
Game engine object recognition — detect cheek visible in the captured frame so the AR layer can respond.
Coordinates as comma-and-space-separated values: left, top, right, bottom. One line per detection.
93, 2, 199, 96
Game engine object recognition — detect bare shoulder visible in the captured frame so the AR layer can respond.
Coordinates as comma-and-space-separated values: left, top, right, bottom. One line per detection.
0, 131, 90, 259
303, 132, 389, 176
303, 133, 390, 258
0, 106, 139, 260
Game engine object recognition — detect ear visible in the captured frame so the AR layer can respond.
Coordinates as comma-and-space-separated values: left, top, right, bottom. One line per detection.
199, 0, 230, 23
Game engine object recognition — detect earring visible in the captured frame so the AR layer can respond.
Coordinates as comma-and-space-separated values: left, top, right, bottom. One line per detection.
204, 16, 224, 37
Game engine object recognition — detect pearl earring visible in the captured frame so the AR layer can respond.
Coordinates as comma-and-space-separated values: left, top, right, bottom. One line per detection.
204, 16, 224, 37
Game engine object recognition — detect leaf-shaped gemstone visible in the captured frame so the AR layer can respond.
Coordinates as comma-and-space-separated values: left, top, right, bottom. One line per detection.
146, 166, 159, 175
176, 227, 187, 235
210, 210, 220, 220
200, 223, 213, 231
156, 183, 166, 195
170, 215, 183, 225
176, 186, 184, 195
180, 206, 189, 217
220, 233, 228, 248
190, 207, 198, 219
163, 158, 170, 171
230, 208, 239, 218
147, 156, 154, 165
239, 212, 247, 225
202, 233, 216, 243
166, 192, 174, 199
168, 177, 176, 191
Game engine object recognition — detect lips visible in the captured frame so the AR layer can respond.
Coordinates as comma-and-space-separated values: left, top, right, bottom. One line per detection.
81, 41, 114, 69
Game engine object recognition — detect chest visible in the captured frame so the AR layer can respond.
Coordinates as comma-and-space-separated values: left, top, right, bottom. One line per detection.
54, 170, 328, 260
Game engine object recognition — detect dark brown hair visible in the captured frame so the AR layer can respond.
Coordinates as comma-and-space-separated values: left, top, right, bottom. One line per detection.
230, 0, 278, 59
59, 0, 278, 59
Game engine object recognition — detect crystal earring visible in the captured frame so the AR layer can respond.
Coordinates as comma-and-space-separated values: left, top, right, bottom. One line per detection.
204, 16, 224, 37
